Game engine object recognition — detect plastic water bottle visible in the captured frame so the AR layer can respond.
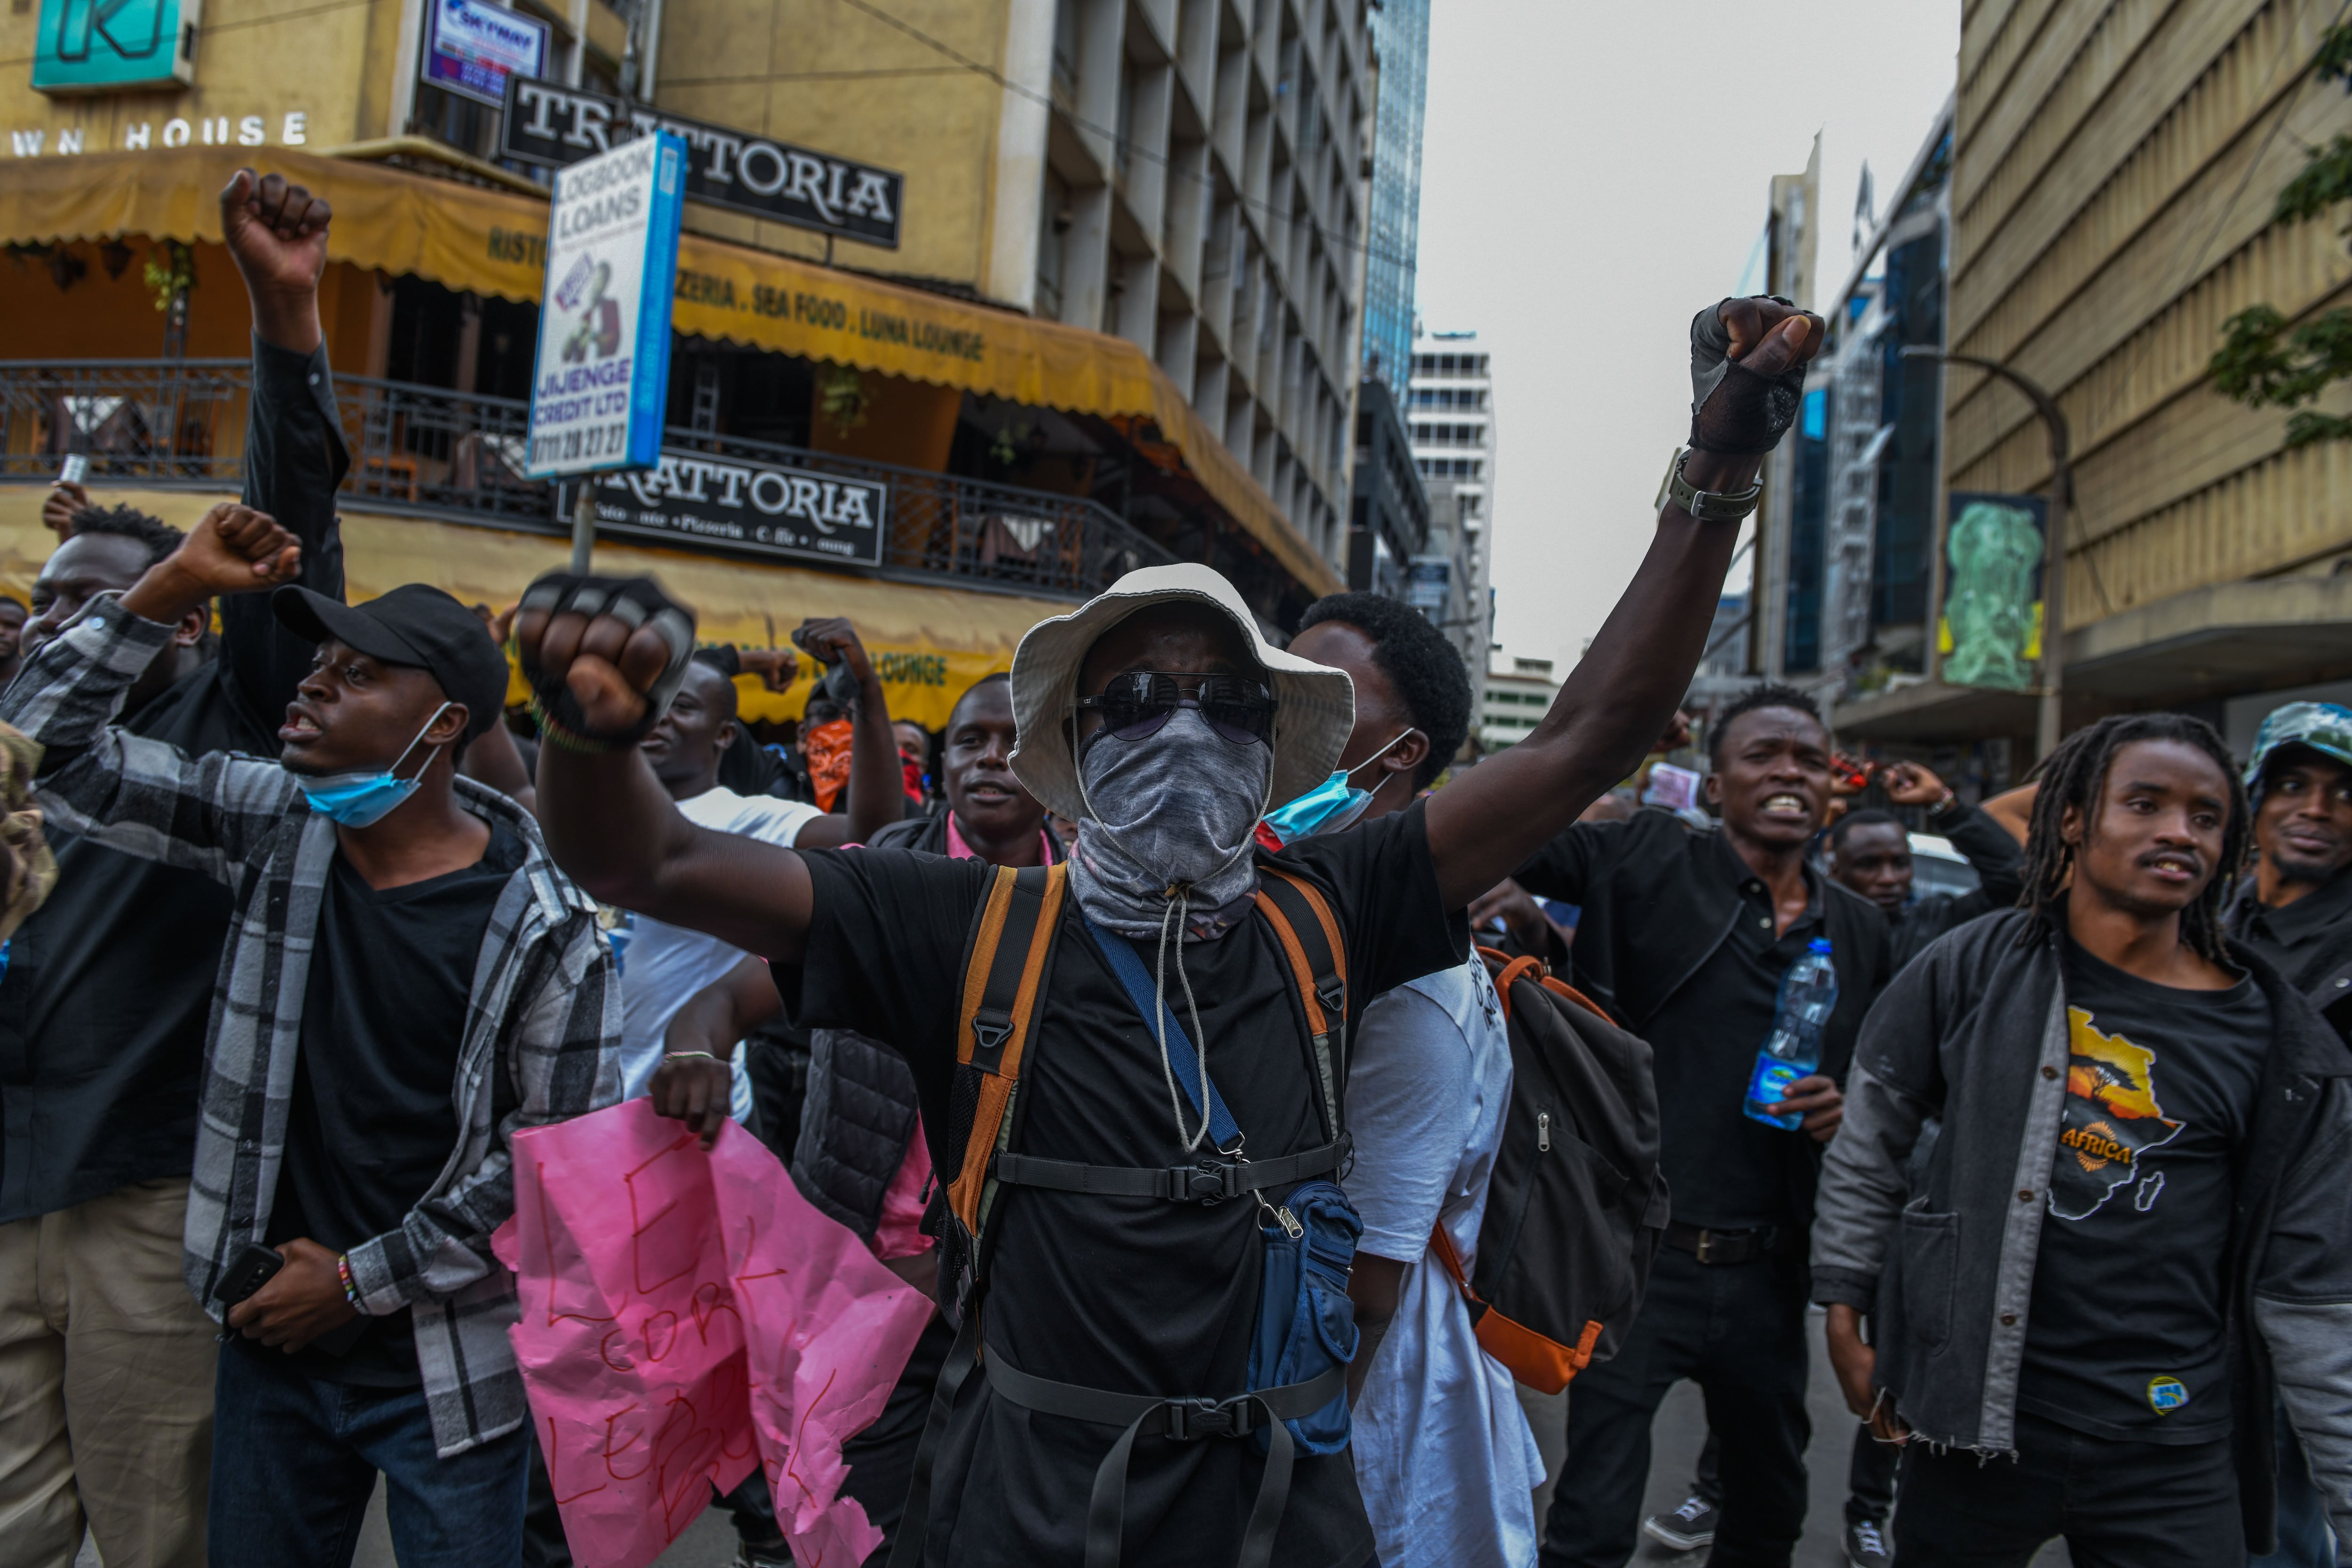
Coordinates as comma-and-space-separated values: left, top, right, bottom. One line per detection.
1744, 938, 1836, 1130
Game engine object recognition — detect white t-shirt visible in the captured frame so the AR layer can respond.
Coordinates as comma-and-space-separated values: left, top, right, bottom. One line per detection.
616, 788, 821, 1123
1347, 951, 1544, 1568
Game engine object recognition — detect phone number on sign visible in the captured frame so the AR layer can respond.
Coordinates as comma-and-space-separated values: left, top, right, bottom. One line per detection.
531, 424, 631, 467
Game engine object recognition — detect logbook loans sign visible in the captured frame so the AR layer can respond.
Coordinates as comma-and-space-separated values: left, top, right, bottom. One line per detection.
501, 76, 902, 249
565, 450, 887, 569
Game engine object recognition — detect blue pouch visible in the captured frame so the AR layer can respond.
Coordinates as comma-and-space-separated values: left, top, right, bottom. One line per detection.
1246, 1178, 1361, 1456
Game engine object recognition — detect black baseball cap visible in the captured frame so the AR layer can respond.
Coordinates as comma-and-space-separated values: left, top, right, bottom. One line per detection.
271, 584, 510, 744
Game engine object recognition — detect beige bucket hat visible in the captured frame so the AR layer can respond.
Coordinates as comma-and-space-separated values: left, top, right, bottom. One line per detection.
1008, 563, 1356, 823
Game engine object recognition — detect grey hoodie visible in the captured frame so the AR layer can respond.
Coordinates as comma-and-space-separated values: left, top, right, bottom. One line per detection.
1811, 908, 2352, 1555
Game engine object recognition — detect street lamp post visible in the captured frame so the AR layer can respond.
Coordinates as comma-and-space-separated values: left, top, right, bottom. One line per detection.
1902, 347, 2074, 760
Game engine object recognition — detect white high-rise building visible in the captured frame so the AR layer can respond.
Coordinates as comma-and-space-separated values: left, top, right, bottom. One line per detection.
1407, 331, 1496, 724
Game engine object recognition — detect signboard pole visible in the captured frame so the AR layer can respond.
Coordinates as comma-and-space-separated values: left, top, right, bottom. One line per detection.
570, 482, 597, 573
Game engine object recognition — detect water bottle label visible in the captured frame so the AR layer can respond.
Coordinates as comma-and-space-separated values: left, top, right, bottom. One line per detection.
1746, 1056, 1800, 1110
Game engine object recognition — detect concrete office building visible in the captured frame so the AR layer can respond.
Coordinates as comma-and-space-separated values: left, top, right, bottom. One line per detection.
1834, 0, 2352, 772
1480, 653, 1557, 754
1408, 329, 1496, 701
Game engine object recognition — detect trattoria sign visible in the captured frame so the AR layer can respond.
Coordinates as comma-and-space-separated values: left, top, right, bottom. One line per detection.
561, 449, 888, 569
501, 76, 902, 250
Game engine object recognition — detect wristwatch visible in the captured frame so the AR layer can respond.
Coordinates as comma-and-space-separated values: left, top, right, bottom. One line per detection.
1657, 448, 1764, 524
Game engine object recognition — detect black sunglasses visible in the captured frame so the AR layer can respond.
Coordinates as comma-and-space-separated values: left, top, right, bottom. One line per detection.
1075, 671, 1276, 746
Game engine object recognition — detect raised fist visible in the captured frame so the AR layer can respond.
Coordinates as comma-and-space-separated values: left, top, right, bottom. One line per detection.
1880, 761, 1955, 812
513, 573, 697, 745
790, 617, 875, 683
171, 503, 302, 596
1689, 297, 1827, 456
221, 169, 330, 352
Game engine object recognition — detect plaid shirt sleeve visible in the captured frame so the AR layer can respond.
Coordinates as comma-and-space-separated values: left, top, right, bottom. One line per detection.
342, 890, 623, 1313
0, 593, 294, 883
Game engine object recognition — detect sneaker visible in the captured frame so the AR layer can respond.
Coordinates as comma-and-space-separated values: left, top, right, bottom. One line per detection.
1845, 1517, 1893, 1568
734, 1544, 794, 1568
1640, 1494, 1718, 1552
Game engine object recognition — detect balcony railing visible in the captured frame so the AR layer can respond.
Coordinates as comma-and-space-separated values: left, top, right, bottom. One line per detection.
0, 359, 1174, 599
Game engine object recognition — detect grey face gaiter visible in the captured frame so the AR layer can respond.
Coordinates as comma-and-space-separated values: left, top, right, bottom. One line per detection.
1069, 705, 1272, 941
1070, 704, 1274, 1151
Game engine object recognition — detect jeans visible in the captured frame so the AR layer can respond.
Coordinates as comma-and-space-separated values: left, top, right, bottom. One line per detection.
2251, 1410, 2337, 1568
1540, 1246, 1812, 1568
1892, 1409, 2241, 1568
1690, 1422, 1896, 1527
210, 1334, 530, 1568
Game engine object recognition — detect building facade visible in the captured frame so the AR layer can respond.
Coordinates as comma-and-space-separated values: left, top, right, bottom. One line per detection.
1347, 374, 1428, 599
1359, 0, 1428, 393
1479, 653, 1556, 753
1834, 0, 2352, 771
0, 0, 1372, 716
1752, 103, 1954, 717
1408, 328, 1494, 704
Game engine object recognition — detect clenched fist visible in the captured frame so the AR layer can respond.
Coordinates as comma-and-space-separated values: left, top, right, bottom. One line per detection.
221, 168, 330, 352
513, 573, 697, 746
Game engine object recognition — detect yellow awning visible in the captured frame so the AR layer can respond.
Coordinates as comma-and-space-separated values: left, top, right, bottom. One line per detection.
0, 487, 1057, 729
0, 145, 1337, 596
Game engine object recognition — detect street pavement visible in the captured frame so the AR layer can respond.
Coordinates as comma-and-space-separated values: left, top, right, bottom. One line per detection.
309, 1305, 2074, 1567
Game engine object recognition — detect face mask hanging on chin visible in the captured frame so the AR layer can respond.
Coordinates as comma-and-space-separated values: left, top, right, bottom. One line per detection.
1257, 727, 1417, 847
290, 702, 453, 828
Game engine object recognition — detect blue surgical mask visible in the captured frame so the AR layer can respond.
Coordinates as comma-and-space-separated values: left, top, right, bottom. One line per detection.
1258, 727, 1416, 845
290, 703, 452, 828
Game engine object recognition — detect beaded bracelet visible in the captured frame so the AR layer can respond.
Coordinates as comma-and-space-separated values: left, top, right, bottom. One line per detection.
525, 694, 628, 756
335, 1251, 362, 1310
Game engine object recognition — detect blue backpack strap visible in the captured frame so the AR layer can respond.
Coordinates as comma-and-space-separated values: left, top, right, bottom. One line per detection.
1081, 914, 1244, 1150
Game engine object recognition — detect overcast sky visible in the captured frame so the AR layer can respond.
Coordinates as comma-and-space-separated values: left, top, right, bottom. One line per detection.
1413, 1, 1961, 677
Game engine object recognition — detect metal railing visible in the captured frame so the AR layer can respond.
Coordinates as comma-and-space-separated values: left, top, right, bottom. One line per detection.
0, 359, 1174, 598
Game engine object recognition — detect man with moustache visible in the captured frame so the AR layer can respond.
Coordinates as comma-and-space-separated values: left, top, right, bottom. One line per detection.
1815, 712, 2352, 1566
1513, 682, 1891, 1568
2224, 702, 2352, 1568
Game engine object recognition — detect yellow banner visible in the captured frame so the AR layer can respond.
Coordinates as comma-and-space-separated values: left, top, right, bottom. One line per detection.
0, 488, 1041, 731
0, 145, 1334, 595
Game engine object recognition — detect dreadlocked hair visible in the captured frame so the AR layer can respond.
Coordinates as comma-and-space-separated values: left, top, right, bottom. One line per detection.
2018, 712, 2248, 963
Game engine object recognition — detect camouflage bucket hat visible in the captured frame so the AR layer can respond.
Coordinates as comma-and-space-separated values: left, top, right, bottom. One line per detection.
2242, 700, 2352, 792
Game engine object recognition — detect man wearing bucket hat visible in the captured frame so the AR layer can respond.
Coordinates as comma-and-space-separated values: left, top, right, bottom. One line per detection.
515, 295, 1823, 1568
2226, 700, 2352, 1568
0, 504, 623, 1567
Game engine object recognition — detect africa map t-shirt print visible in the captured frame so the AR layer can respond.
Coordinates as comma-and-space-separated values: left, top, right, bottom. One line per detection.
2050, 1007, 2185, 1220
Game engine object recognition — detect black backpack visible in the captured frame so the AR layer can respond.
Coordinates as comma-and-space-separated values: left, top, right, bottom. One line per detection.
1427, 947, 1669, 1393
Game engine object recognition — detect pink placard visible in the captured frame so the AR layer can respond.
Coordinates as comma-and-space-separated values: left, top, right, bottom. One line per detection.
493, 1098, 934, 1568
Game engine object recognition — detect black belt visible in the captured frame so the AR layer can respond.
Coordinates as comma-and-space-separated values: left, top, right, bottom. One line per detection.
1665, 1221, 1786, 1266
983, 1343, 1344, 1568
991, 1135, 1347, 1205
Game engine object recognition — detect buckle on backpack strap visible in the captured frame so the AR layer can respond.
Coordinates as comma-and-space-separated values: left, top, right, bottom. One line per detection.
969, 1008, 1014, 1068
1161, 1394, 1252, 1441
1314, 975, 1344, 1018
1166, 1160, 1236, 1204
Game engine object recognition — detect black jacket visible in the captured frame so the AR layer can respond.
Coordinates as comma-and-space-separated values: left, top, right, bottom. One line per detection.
1513, 808, 1891, 1073
1812, 910, 2352, 1553
0, 336, 347, 1221
1513, 809, 1892, 1224
1886, 802, 2025, 971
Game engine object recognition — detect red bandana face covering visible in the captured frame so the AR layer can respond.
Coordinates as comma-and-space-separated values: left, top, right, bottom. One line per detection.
803, 718, 854, 812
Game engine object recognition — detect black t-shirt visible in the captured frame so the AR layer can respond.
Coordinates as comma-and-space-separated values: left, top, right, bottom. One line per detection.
268, 822, 527, 1385
2017, 936, 2270, 1442
1637, 838, 1828, 1229
778, 802, 1464, 1568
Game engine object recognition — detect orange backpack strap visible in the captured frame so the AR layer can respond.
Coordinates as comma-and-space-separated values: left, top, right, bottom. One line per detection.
947, 862, 1067, 1239
1476, 943, 1613, 1027
1254, 866, 1349, 1143
1429, 1220, 1604, 1396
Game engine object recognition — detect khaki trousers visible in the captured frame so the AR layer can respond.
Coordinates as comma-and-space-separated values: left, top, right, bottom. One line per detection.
0, 1178, 215, 1568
